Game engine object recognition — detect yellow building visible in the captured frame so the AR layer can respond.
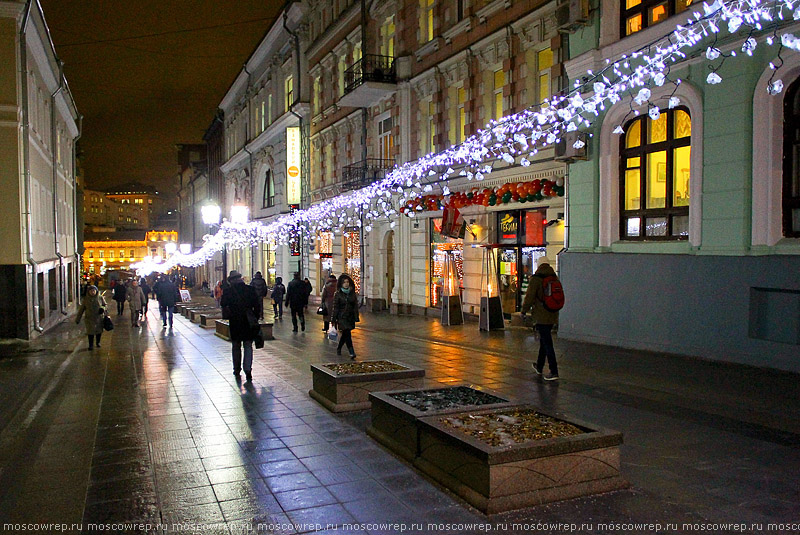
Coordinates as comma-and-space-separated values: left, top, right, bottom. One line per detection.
83, 230, 178, 275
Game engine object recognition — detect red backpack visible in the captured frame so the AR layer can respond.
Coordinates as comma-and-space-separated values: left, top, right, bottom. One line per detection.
540, 275, 565, 312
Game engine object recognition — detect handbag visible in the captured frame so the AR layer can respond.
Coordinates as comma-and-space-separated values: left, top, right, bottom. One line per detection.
254, 332, 265, 349
316, 303, 327, 316
102, 315, 114, 331
327, 325, 338, 342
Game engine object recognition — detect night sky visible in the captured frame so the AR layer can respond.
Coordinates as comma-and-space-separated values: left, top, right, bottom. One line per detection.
41, 1, 282, 198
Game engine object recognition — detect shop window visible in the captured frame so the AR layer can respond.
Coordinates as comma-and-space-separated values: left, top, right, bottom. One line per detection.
318, 232, 334, 283
344, 231, 361, 293
620, 108, 691, 240
496, 209, 548, 314
621, 0, 693, 37
783, 78, 800, 237
430, 218, 464, 308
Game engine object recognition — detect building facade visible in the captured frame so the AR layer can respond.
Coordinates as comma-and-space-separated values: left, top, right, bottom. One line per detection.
0, 0, 81, 338
104, 181, 166, 231
83, 230, 178, 275
560, 0, 800, 372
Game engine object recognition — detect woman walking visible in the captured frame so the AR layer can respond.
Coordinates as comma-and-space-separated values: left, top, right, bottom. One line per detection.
320, 274, 337, 332
331, 274, 360, 358
126, 279, 147, 327
76, 285, 106, 349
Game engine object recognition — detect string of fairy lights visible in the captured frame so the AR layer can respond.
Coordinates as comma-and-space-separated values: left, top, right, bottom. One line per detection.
133, 0, 799, 276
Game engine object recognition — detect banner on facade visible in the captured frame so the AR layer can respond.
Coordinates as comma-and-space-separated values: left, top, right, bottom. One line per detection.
441, 205, 465, 239
286, 127, 301, 205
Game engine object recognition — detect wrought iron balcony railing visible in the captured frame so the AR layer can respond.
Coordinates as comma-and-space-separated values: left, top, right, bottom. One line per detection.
341, 158, 395, 191
344, 54, 397, 95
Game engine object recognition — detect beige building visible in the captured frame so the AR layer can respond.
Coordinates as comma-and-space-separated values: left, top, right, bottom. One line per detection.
0, 0, 81, 338
83, 230, 178, 275
83, 188, 117, 228
104, 181, 165, 230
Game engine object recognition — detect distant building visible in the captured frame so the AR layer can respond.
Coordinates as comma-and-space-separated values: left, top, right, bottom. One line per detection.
0, 1, 81, 339
83, 188, 117, 228
83, 230, 178, 275
105, 181, 166, 230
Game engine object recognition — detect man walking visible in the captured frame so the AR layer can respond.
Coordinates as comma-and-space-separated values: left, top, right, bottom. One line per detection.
221, 270, 259, 382
113, 279, 127, 315
250, 271, 268, 319
285, 272, 306, 332
155, 275, 180, 328
521, 259, 564, 381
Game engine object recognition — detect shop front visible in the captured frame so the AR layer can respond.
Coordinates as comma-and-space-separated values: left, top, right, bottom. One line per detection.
315, 231, 334, 287
260, 241, 277, 287
430, 217, 464, 308
344, 230, 361, 293
496, 209, 548, 316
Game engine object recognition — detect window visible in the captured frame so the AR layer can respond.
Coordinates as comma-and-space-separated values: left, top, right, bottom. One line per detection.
260, 99, 266, 133
428, 101, 437, 154
313, 76, 321, 115
378, 115, 394, 160
621, 0, 693, 37
421, 0, 435, 43
338, 54, 347, 97
119, 250, 124, 258
99, 250, 104, 259
620, 108, 691, 240
130, 250, 135, 258
783, 79, 800, 237
538, 48, 553, 104
88, 250, 93, 259
109, 251, 114, 260
263, 170, 275, 208
381, 16, 395, 57
493, 70, 505, 121
285, 76, 294, 112
268, 94, 273, 124
457, 87, 466, 143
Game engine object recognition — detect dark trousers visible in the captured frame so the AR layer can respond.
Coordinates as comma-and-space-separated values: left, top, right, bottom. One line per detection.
116, 300, 124, 315
337, 328, 354, 355
272, 300, 283, 318
231, 339, 253, 374
256, 297, 264, 319
160, 305, 175, 326
87, 333, 102, 348
291, 306, 305, 330
535, 324, 558, 375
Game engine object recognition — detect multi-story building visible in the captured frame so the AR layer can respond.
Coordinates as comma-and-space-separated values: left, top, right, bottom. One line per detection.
83, 188, 117, 228
560, 0, 800, 371
0, 0, 81, 338
105, 181, 165, 230
83, 230, 178, 275
176, 143, 208, 286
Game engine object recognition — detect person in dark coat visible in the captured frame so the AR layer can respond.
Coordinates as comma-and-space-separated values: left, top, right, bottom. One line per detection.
521, 259, 562, 381
320, 274, 337, 332
285, 272, 306, 332
271, 277, 285, 319
154, 275, 180, 328
112, 279, 127, 315
250, 271, 268, 319
302, 278, 313, 310
76, 285, 106, 349
331, 273, 360, 358
220, 270, 259, 382
139, 278, 151, 316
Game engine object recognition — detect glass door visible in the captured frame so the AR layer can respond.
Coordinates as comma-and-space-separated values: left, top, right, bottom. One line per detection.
498, 247, 518, 316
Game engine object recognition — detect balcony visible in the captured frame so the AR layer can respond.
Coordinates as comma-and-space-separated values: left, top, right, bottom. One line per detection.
339, 55, 397, 108
341, 159, 395, 191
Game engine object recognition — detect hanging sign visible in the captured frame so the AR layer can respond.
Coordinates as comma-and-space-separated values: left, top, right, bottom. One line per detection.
286, 127, 302, 205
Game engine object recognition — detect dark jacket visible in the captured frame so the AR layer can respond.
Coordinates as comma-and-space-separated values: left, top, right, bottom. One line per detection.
139, 282, 151, 298
250, 275, 268, 298
271, 283, 285, 302
521, 263, 560, 325
220, 281, 260, 341
302, 279, 313, 306
113, 283, 127, 302
155, 279, 180, 307
332, 288, 360, 330
285, 278, 306, 309
321, 279, 337, 321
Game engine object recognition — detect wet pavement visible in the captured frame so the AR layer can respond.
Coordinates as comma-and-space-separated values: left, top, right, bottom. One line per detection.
0, 295, 798, 535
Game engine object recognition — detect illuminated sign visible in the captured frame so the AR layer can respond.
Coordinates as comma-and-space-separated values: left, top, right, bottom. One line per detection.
286, 127, 301, 205
499, 212, 519, 241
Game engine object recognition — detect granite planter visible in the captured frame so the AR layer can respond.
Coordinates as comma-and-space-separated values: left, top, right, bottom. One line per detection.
214, 319, 274, 342
309, 361, 425, 413
200, 312, 223, 328
190, 307, 217, 323
367, 385, 515, 461
414, 406, 627, 514
182, 305, 212, 318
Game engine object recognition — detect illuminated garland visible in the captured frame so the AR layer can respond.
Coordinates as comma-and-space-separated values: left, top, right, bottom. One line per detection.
134, 0, 796, 276
402, 179, 565, 214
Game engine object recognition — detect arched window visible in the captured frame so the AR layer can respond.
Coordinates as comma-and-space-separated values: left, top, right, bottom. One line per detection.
620, 108, 691, 240
262, 170, 275, 208
783, 79, 800, 238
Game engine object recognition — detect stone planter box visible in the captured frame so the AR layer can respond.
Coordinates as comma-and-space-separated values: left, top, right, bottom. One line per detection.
182, 305, 212, 318
175, 302, 196, 313
309, 361, 425, 413
190, 307, 218, 323
367, 385, 515, 461
200, 312, 223, 328
414, 405, 627, 514
215, 319, 274, 342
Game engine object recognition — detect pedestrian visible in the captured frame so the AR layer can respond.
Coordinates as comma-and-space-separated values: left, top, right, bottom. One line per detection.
202, 280, 209, 293
139, 278, 151, 316
220, 270, 259, 382
521, 259, 563, 381
126, 279, 147, 327
76, 285, 106, 349
271, 277, 285, 320
320, 274, 337, 332
155, 275, 180, 328
331, 273, 360, 358
302, 277, 313, 310
250, 271, 268, 319
112, 278, 127, 315
285, 272, 306, 332
214, 280, 223, 308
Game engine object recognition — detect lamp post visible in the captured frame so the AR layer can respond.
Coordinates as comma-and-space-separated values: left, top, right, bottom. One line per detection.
201, 203, 226, 282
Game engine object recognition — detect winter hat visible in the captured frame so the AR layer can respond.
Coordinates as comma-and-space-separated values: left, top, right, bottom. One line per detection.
228, 270, 243, 282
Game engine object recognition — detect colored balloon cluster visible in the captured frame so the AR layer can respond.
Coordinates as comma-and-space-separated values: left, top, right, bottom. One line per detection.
400, 178, 565, 213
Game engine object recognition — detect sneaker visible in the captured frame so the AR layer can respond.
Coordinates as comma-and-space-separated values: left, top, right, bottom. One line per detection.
531, 364, 542, 375
543, 373, 559, 381
349, 353, 356, 360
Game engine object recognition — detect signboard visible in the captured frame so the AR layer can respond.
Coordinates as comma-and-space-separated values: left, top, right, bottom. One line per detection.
498, 211, 520, 243
286, 127, 302, 205
179, 289, 191, 302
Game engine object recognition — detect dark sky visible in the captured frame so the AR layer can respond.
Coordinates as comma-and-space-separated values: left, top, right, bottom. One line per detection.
41, 1, 282, 198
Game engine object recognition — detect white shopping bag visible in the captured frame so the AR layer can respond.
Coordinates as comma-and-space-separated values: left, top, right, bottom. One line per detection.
327, 325, 338, 342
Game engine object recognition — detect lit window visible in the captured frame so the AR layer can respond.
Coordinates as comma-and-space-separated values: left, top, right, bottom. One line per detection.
493, 70, 505, 121
457, 87, 466, 143
620, 108, 691, 240
420, 0, 435, 43
538, 48, 553, 104
285, 76, 294, 112
622, 0, 693, 36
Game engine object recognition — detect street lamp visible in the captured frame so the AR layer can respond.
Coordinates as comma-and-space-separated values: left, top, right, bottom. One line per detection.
230, 205, 249, 224
164, 242, 177, 255
201, 202, 226, 281
179, 243, 191, 255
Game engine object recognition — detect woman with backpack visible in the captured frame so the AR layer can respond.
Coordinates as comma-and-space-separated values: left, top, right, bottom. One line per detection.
521, 259, 564, 381
331, 274, 360, 358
